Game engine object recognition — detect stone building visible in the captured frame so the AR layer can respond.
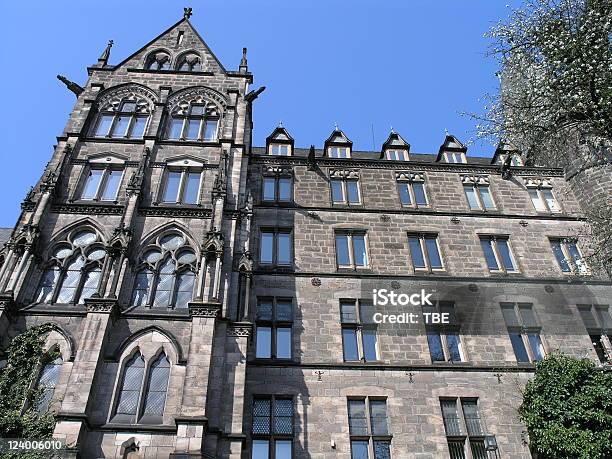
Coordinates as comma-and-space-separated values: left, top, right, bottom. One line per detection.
0, 10, 610, 459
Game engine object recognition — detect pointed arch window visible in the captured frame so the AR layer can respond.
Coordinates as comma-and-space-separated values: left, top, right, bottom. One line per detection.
176, 53, 202, 72
113, 352, 145, 423
35, 355, 63, 413
145, 51, 171, 70
130, 233, 197, 310
141, 354, 170, 420
34, 230, 106, 305
94, 99, 149, 139
166, 102, 219, 142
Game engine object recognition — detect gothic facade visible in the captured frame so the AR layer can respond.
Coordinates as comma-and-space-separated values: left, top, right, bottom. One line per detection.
0, 11, 610, 459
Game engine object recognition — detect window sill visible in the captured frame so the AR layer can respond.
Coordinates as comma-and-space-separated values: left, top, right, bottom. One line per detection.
86, 137, 145, 144
70, 199, 121, 206
157, 139, 220, 147
101, 422, 175, 432
336, 267, 373, 274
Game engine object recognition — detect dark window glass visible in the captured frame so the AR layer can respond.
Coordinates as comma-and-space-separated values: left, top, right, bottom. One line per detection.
509, 332, 530, 362
362, 329, 378, 361
101, 170, 121, 201
398, 183, 411, 205
260, 232, 274, 264
440, 399, 462, 436
183, 172, 201, 204
278, 178, 292, 201
425, 237, 443, 269
480, 239, 499, 270
413, 182, 427, 205
374, 441, 391, 459
346, 181, 360, 204
352, 235, 368, 267
115, 353, 145, 419
351, 441, 370, 459
348, 400, 368, 435
263, 177, 276, 201
528, 333, 544, 361
336, 235, 351, 266
427, 331, 445, 361
341, 301, 358, 323
36, 356, 62, 413
369, 400, 388, 435
496, 239, 515, 271
163, 172, 181, 203
252, 399, 271, 434
141, 354, 170, 417
342, 329, 359, 361
408, 236, 425, 269
447, 333, 462, 362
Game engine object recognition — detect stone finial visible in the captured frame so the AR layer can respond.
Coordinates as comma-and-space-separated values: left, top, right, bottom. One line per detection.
184, 7, 193, 19
97, 40, 113, 67
239, 47, 248, 73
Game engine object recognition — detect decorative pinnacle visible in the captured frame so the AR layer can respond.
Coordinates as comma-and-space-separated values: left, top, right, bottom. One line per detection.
278, 120, 283, 128
334, 122, 339, 130
184, 7, 193, 19
444, 127, 449, 136
97, 39, 114, 66
390, 125, 395, 133
239, 47, 248, 73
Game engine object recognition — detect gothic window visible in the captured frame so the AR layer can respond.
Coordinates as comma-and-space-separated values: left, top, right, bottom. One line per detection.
462, 176, 495, 211
396, 172, 428, 208
550, 238, 588, 274
34, 229, 106, 305
479, 235, 518, 273
112, 351, 171, 424
166, 102, 219, 141
145, 51, 171, 70
94, 99, 149, 139
80, 167, 123, 201
130, 232, 197, 309
35, 355, 63, 413
176, 52, 202, 72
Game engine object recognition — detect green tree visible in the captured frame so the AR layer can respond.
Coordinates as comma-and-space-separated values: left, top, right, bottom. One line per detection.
519, 353, 612, 458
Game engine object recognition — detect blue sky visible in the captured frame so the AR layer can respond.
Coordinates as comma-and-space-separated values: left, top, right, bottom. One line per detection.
0, 0, 523, 227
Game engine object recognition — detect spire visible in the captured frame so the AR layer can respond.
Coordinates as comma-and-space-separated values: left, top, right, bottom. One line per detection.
97, 40, 113, 67
183, 7, 193, 19
56, 75, 84, 98
239, 47, 248, 73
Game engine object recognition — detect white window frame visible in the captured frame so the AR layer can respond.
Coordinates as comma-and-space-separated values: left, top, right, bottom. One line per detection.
480, 235, 518, 273
329, 146, 351, 159
335, 231, 369, 269
550, 238, 588, 274
269, 143, 291, 156
80, 166, 124, 202
501, 302, 547, 363
528, 187, 561, 213
445, 152, 466, 164
385, 149, 409, 161
463, 184, 496, 211
160, 168, 203, 205
407, 233, 445, 272
331, 178, 361, 205
396, 180, 428, 208
340, 300, 379, 362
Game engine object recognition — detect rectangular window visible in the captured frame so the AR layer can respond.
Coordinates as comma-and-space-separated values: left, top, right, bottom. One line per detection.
445, 152, 466, 163
407, 234, 444, 272
479, 236, 517, 273
252, 397, 293, 459
260, 229, 293, 266
423, 301, 463, 362
270, 144, 290, 156
397, 181, 428, 207
550, 239, 588, 274
501, 302, 545, 363
168, 118, 183, 139
348, 398, 391, 459
329, 147, 351, 158
80, 168, 122, 201
262, 176, 292, 203
131, 115, 148, 138
528, 187, 561, 213
441, 398, 487, 458
203, 119, 218, 141
578, 305, 611, 363
95, 114, 114, 137
385, 149, 409, 161
335, 232, 369, 269
331, 179, 361, 205
256, 298, 293, 360
340, 300, 378, 362
161, 169, 202, 204
463, 184, 495, 210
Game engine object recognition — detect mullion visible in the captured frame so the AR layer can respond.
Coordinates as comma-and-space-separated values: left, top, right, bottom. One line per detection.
95, 168, 111, 200
420, 236, 432, 272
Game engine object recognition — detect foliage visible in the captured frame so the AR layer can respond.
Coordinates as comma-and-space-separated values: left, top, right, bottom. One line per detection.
0, 324, 57, 459
519, 353, 612, 459
473, 0, 612, 274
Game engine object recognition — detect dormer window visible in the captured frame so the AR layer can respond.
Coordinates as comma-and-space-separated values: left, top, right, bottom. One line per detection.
497, 154, 523, 166
385, 149, 409, 161
94, 99, 149, 139
329, 147, 351, 159
145, 51, 171, 70
445, 152, 466, 164
176, 53, 202, 72
270, 144, 290, 156
167, 103, 219, 142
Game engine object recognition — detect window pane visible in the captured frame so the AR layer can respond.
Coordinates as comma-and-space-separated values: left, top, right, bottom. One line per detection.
518, 305, 537, 328
397, 183, 411, 205
152, 259, 175, 308
77, 267, 101, 304
448, 440, 466, 459
480, 239, 499, 270
370, 400, 388, 435
256, 327, 272, 358
591, 335, 607, 363
36, 267, 60, 303
121, 102, 136, 112
203, 120, 218, 140
425, 237, 443, 269
183, 172, 201, 204
263, 177, 276, 201
257, 300, 273, 321
340, 301, 358, 323
542, 189, 559, 212
174, 272, 194, 309
413, 182, 427, 205
260, 232, 274, 264
464, 186, 480, 209
36, 356, 62, 413
278, 178, 291, 201
163, 172, 181, 203
190, 105, 205, 116
596, 307, 612, 330
551, 240, 570, 272
252, 399, 271, 434
56, 257, 85, 303
528, 333, 544, 361
342, 329, 359, 361
277, 233, 292, 265
276, 327, 292, 359
168, 118, 183, 139
478, 187, 495, 209
567, 243, 586, 273
469, 440, 487, 459
362, 329, 378, 361
446, 333, 463, 362
461, 400, 484, 436
101, 170, 121, 201
274, 399, 293, 434
276, 300, 293, 321
115, 354, 145, 417
529, 189, 546, 211
131, 270, 153, 307
351, 441, 370, 459
275, 441, 292, 459
130, 115, 147, 138
408, 236, 426, 269
440, 399, 462, 435
185, 118, 200, 139
336, 235, 351, 266
348, 400, 368, 435
374, 441, 391, 459
501, 304, 520, 327
578, 306, 598, 329
81, 169, 104, 200
95, 114, 113, 136
509, 333, 530, 362
142, 355, 170, 416
496, 239, 516, 271
346, 181, 360, 204
427, 331, 445, 361
331, 180, 344, 203
111, 116, 130, 138
352, 235, 368, 267
252, 440, 269, 459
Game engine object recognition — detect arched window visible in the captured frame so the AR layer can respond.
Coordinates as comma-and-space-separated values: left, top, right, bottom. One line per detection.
166, 102, 219, 141
145, 51, 171, 70
113, 352, 145, 423
34, 229, 106, 305
35, 355, 63, 413
130, 233, 197, 310
94, 99, 149, 139
176, 53, 202, 72
112, 351, 171, 424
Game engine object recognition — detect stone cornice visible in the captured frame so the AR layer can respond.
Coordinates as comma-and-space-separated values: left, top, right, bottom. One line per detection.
226, 322, 252, 337
51, 203, 124, 215
84, 297, 118, 315
188, 301, 221, 318
139, 206, 212, 218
